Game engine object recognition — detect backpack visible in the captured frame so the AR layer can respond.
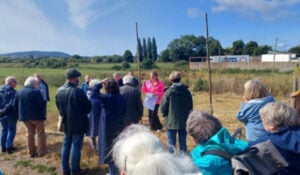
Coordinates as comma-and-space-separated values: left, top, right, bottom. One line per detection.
202, 140, 289, 175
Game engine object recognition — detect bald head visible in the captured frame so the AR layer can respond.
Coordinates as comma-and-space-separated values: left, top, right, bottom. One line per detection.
5, 76, 17, 88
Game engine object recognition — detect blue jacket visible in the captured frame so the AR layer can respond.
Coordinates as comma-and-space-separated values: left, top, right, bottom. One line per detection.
87, 84, 102, 137
250, 126, 300, 175
16, 86, 45, 121
190, 127, 248, 175
236, 95, 274, 142
98, 91, 126, 163
0, 85, 17, 121
81, 82, 89, 95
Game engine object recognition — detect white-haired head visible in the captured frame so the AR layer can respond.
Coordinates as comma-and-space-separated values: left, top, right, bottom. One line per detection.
5, 76, 17, 86
24, 76, 38, 89
123, 75, 134, 85
113, 124, 201, 175
88, 79, 100, 89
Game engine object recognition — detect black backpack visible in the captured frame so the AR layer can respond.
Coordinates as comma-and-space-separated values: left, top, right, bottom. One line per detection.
202, 140, 289, 175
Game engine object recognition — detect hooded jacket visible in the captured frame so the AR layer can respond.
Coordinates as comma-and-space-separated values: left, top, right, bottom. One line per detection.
236, 95, 275, 142
251, 126, 300, 175
160, 83, 193, 129
0, 85, 17, 120
190, 127, 248, 175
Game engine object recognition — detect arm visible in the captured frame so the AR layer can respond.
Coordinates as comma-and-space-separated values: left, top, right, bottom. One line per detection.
1, 90, 16, 115
141, 80, 150, 93
76, 89, 91, 115
236, 103, 249, 123
160, 91, 169, 117
136, 91, 144, 119
155, 81, 165, 97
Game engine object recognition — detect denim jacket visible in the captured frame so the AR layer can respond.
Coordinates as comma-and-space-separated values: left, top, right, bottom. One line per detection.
236, 95, 275, 142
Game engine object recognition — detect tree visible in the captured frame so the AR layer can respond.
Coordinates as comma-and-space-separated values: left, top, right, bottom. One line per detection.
151, 37, 158, 61
253, 45, 272, 56
289, 45, 300, 54
209, 39, 223, 56
167, 35, 206, 61
146, 37, 152, 60
243, 41, 258, 56
158, 49, 171, 62
123, 50, 134, 63
232, 40, 245, 55
142, 38, 147, 59
136, 38, 143, 62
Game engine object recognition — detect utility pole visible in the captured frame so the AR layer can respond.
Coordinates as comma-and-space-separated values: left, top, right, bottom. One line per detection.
270, 38, 278, 93
136, 22, 141, 90
205, 13, 214, 115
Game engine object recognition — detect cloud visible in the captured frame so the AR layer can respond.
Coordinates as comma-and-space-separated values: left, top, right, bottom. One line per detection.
212, 0, 300, 20
187, 7, 202, 18
65, 0, 128, 29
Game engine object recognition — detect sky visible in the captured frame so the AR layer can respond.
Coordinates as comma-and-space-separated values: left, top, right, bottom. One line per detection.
0, 0, 299, 56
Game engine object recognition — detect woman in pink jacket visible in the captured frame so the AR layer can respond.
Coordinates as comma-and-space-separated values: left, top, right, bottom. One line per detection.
142, 71, 164, 131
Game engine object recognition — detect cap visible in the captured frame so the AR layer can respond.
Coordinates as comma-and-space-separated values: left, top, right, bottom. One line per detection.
65, 68, 81, 79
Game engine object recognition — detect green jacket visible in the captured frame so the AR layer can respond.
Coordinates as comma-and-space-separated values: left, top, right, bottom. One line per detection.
160, 83, 193, 129
190, 127, 248, 175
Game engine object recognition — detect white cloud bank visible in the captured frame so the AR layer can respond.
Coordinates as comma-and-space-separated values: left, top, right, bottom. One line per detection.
212, 0, 300, 20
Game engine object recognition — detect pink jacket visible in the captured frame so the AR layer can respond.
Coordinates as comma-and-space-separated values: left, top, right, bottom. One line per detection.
141, 80, 165, 104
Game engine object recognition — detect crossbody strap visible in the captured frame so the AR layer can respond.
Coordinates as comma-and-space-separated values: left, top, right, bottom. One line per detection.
202, 149, 233, 160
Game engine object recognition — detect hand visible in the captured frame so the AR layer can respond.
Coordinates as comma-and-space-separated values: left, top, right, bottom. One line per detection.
290, 93, 295, 98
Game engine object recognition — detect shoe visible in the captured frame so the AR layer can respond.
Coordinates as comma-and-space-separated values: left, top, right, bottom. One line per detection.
62, 172, 70, 175
75, 168, 89, 175
30, 154, 37, 158
7, 147, 16, 154
1, 148, 6, 153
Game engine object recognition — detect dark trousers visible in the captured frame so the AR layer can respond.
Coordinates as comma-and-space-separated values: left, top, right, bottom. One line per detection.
167, 129, 187, 153
148, 104, 162, 130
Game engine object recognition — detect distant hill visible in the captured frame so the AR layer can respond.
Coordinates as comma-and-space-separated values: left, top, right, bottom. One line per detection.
0, 51, 70, 58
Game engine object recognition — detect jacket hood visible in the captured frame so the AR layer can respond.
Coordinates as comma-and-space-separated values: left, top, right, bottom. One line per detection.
168, 83, 190, 95
202, 127, 248, 155
270, 126, 300, 153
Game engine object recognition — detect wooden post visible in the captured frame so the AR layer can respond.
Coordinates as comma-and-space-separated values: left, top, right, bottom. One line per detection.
136, 22, 141, 90
270, 38, 277, 93
205, 13, 214, 115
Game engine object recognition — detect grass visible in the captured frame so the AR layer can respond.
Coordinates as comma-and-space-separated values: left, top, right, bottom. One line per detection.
0, 62, 296, 175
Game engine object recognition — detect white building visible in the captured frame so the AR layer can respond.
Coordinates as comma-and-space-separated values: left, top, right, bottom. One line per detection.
261, 52, 298, 62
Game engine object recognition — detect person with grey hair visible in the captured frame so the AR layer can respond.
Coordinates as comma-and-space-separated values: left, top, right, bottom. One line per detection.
0, 76, 18, 154
160, 71, 193, 153
16, 76, 47, 158
113, 72, 123, 87
256, 102, 300, 174
127, 71, 139, 88
120, 75, 143, 126
187, 111, 248, 175
112, 124, 202, 175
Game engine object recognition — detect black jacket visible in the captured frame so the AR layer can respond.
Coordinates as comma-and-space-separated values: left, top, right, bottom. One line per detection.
0, 85, 18, 120
16, 86, 45, 121
56, 82, 91, 135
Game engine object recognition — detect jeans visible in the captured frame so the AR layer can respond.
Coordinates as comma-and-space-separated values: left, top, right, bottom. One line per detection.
1, 117, 17, 149
167, 129, 187, 153
23, 120, 47, 156
61, 134, 84, 175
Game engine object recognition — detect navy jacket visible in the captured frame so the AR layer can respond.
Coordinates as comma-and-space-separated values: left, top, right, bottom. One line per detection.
56, 82, 91, 135
251, 126, 300, 175
0, 85, 18, 120
16, 86, 45, 121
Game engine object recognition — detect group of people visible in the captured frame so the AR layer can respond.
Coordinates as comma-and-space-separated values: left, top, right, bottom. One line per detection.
0, 74, 49, 157
1, 68, 300, 175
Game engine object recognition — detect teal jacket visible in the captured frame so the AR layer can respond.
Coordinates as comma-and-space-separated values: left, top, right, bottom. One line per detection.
190, 127, 248, 175
160, 83, 193, 129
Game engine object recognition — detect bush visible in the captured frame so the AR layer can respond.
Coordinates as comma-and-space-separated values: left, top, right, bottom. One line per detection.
193, 78, 208, 91
121, 62, 131, 69
111, 65, 122, 70
141, 59, 156, 69
174, 60, 188, 69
